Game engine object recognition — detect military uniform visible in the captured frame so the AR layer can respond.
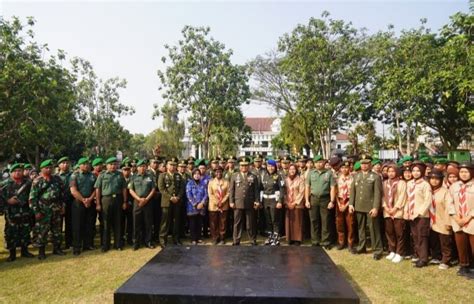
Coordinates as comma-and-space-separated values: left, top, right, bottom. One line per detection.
1, 170, 33, 260
57, 168, 73, 249
260, 169, 284, 245
29, 160, 65, 258
157, 164, 185, 245
229, 160, 260, 245
69, 160, 97, 253
306, 166, 336, 247
94, 159, 127, 251
147, 161, 161, 243
349, 159, 383, 257
128, 165, 155, 248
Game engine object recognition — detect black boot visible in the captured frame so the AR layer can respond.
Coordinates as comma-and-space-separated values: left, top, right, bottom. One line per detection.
6, 248, 16, 262
264, 232, 273, 245
21, 246, 35, 258
38, 246, 46, 260
53, 245, 66, 256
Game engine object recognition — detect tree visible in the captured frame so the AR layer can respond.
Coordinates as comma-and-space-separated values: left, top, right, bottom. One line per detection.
157, 26, 250, 158
149, 101, 185, 158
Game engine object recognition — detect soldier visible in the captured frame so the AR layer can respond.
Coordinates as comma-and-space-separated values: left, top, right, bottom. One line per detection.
121, 159, 134, 246
224, 156, 238, 181
279, 156, 291, 179
348, 154, 384, 260
94, 157, 128, 252
261, 159, 284, 246
1, 163, 34, 261
178, 159, 191, 239
56, 156, 73, 250
305, 155, 337, 249
229, 156, 260, 246
128, 159, 156, 250
91, 157, 104, 247
148, 159, 161, 243
157, 157, 185, 246
69, 157, 97, 255
29, 159, 66, 260
251, 154, 267, 237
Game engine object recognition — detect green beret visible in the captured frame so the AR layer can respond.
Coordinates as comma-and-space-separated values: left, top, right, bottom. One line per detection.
40, 159, 53, 169
371, 159, 381, 165
92, 158, 104, 167
136, 159, 147, 167
401, 155, 414, 163
434, 158, 448, 165
23, 163, 32, 169
353, 161, 361, 171
10, 163, 23, 171
105, 157, 118, 164
239, 156, 250, 165
313, 155, 324, 162
359, 154, 372, 164
77, 157, 89, 166
57, 156, 69, 164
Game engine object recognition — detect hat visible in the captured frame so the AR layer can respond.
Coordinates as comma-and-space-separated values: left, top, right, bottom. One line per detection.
401, 166, 411, 172
401, 155, 414, 163
359, 154, 372, 164
227, 156, 237, 163
211, 158, 219, 164
105, 157, 118, 164
239, 156, 250, 165
447, 161, 460, 167
420, 156, 433, 164
150, 158, 159, 164
40, 159, 53, 169
298, 155, 308, 162
371, 158, 382, 166
281, 155, 292, 164
77, 157, 89, 166
178, 159, 187, 167
10, 163, 23, 171
353, 161, 361, 171
458, 162, 474, 170
267, 159, 277, 167
329, 156, 341, 167
92, 158, 104, 167
57, 156, 69, 164
313, 155, 324, 162
167, 157, 179, 165
195, 159, 207, 167
121, 159, 131, 169
187, 156, 196, 162
253, 154, 263, 162
434, 158, 448, 165
23, 163, 32, 169
446, 167, 459, 177
341, 161, 351, 168
427, 168, 444, 179
136, 159, 147, 167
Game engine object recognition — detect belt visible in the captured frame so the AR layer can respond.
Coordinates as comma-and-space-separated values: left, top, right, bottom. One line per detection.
102, 194, 120, 198
263, 194, 277, 199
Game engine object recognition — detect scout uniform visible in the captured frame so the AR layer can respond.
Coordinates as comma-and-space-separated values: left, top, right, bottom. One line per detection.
69, 157, 97, 254
404, 162, 432, 267
382, 165, 407, 262
335, 161, 355, 250
260, 159, 284, 245
448, 163, 474, 276
29, 159, 66, 259
229, 156, 260, 245
208, 169, 230, 244
1, 163, 34, 261
306, 155, 336, 248
94, 157, 127, 252
128, 159, 156, 249
349, 155, 383, 258
56, 156, 73, 249
157, 157, 185, 246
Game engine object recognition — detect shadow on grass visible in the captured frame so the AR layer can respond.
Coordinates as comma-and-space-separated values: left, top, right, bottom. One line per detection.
337, 265, 371, 304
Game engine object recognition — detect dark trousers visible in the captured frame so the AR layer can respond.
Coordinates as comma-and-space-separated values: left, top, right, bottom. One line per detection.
188, 214, 203, 242
429, 229, 453, 264
209, 210, 228, 241
454, 231, 474, 267
133, 201, 153, 245
101, 195, 123, 250
264, 200, 282, 234
409, 218, 430, 263
257, 206, 267, 236
233, 208, 256, 244
152, 194, 162, 242
64, 199, 73, 247
308, 196, 332, 246
336, 203, 355, 248
122, 204, 133, 245
356, 211, 383, 254
384, 218, 406, 255
71, 199, 96, 250
159, 203, 181, 243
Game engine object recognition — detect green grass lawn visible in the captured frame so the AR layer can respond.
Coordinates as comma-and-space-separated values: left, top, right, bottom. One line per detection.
0, 216, 472, 303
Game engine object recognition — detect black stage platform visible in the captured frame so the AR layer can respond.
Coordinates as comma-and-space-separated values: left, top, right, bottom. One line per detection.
115, 246, 359, 304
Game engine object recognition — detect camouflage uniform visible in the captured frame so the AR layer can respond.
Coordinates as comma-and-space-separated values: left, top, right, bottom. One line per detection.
29, 175, 64, 248
1, 178, 32, 249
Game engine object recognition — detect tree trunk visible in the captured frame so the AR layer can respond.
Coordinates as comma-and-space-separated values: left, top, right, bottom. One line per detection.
406, 123, 411, 155
395, 115, 403, 155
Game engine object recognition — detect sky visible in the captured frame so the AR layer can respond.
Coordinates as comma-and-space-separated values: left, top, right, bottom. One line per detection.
2, 0, 470, 136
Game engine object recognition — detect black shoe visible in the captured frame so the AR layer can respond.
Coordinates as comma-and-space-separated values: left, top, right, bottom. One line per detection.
336, 244, 345, 250
373, 253, 383, 260
146, 243, 155, 249
101, 247, 109, 253
83, 246, 96, 251
415, 261, 428, 268
73, 249, 81, 256
232, 242, 240, 246
21, 246, 34, 258
251, 241, 258, 246
64, 245, 71, 250
133, 244, 140, 251
457, 266, 471, 276
53, 246, 66, 256
38, 246, 46, 260
323, 245, 333, 250
6, 248, 16, 262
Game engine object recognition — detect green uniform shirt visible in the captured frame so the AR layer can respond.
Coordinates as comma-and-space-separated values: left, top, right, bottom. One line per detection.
94, 171, 126, 196
128, 173, 154, 198
349, 171, 382, 213
306, 169, 335, 197
70, 171, 96, 198
57, 171, 73, 200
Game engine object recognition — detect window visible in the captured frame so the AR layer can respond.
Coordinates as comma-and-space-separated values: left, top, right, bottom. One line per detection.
261, 141, 269, 148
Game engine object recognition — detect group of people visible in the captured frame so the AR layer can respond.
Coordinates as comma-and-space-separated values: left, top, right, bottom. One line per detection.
1, 153, 473, 278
